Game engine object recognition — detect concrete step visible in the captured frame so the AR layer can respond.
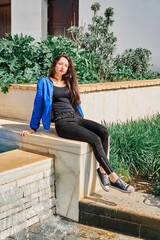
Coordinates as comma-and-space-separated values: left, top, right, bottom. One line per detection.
79, 188, 160, 240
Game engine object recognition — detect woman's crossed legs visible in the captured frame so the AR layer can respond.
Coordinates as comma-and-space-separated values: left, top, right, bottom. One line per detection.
55, 117, 134, 193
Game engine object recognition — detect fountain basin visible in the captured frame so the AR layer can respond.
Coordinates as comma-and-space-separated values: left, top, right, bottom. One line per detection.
0, 117, 101, 232
0, 150, 55, 240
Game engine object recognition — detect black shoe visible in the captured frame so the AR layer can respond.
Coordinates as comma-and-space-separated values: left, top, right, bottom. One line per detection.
96, 168, 110, 192
110, 178, 135, 193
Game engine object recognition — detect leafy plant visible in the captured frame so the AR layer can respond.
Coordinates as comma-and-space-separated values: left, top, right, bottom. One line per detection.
109, 64, 135, 82
68, 2, 160, 81
0, 34, 99, 93
37, 35, 99, 84
0, 33, 40, 93
114, 48, 152, 77
102, 114, 160, 195
68, 2, 117, 79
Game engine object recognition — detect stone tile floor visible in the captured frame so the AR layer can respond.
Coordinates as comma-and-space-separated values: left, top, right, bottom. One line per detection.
6, 215, 143, 240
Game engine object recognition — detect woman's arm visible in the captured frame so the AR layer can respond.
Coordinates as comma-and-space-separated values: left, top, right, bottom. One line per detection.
20, 79, 44, 136
73, 104, 84, 117
30, 79, 44, 131
77, 104, 84, 117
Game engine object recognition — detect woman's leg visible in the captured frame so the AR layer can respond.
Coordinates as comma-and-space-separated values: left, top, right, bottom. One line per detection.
78, 118, 109, 156
55, 120, 113, 175
78, 118, 110, 174
55, 118, 135, 193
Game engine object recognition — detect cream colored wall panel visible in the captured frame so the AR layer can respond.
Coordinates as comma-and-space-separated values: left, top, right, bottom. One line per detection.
11, 0, 47, 41
79, 0, 160, 71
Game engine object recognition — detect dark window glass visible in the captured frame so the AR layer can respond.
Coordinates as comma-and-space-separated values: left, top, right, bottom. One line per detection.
0, 1, 11, 38
48, 0, 79, 37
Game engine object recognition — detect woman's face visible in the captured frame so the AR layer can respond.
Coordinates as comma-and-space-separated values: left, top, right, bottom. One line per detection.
54, 57, 69, 76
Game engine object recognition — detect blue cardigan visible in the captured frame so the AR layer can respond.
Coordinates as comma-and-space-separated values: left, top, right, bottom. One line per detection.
30, 77, 84, 131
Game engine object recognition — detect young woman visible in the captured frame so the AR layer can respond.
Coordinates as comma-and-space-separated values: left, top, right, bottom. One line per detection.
21, 54, 135, 193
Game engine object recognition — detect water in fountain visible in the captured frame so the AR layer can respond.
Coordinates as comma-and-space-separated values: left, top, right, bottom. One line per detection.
7, 214, 139, 240
0, 144, 16, 153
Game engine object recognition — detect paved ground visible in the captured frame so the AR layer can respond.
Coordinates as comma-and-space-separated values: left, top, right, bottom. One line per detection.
6, 215, 142, 240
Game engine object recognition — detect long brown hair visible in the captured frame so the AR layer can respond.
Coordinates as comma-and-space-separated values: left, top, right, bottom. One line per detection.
49, 54, 81, 105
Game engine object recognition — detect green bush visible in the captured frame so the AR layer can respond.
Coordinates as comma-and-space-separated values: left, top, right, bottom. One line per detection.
102, 114, 160, 195
114, 48, 152, 78
109, 64, 135, 82
0, 34, 99, 93
0, 34, 41, 93
37, 35, 99, 84
68, 2, 117, 80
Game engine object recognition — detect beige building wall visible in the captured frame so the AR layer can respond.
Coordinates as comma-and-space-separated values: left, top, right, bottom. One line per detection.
79, 0, 160, 72
11, 0, 48, 41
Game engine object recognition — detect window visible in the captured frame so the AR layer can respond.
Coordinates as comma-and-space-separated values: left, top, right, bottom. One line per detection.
48, 0, 79, 37
0, 0, 11, 38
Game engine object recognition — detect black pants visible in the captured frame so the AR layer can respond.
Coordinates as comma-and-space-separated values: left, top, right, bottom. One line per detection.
55, 112, 113, 175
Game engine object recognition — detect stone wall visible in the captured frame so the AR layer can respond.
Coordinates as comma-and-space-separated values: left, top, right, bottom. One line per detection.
0, 159, 56, 240
0, 120, 101, 223
79, 79, 160, 123
0, 79, 160, 124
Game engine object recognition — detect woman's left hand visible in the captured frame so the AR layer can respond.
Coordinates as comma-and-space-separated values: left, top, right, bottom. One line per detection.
20, 129, 36, 136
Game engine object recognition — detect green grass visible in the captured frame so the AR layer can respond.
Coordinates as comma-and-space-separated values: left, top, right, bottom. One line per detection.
102, 114, 160, 195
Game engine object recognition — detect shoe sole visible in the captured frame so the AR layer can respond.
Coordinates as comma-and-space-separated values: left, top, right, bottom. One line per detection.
110, 185, 135, 193
96, 170, 110, 192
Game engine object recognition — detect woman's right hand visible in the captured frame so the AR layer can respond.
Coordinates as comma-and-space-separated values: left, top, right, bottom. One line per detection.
20, 129, 36, 136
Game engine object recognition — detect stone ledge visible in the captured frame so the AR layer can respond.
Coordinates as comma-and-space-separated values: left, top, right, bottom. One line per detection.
0, 149, 53, 174
0, 150, 54, 185
7, 79, 160, 93
0, 117, 101, 222
0, 118, 90, 155
1, 79, 160, 124
79, 79, 160, 93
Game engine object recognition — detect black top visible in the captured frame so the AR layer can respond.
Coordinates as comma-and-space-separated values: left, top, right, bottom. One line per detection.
52, 86, 75, 118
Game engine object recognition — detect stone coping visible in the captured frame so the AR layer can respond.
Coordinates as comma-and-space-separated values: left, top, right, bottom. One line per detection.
0, 118, 90, 155
8, 79, 160, 93
0, 149, 52, 174
0, 150, 54, 185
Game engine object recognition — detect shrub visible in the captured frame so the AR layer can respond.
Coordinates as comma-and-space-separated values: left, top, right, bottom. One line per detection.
0, 33, 40, 93
68, 2, 117, 80
102, 114, 160, 195
114, 48, 152, 78
0, 34, 99, 93
109, 64, 135, 82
